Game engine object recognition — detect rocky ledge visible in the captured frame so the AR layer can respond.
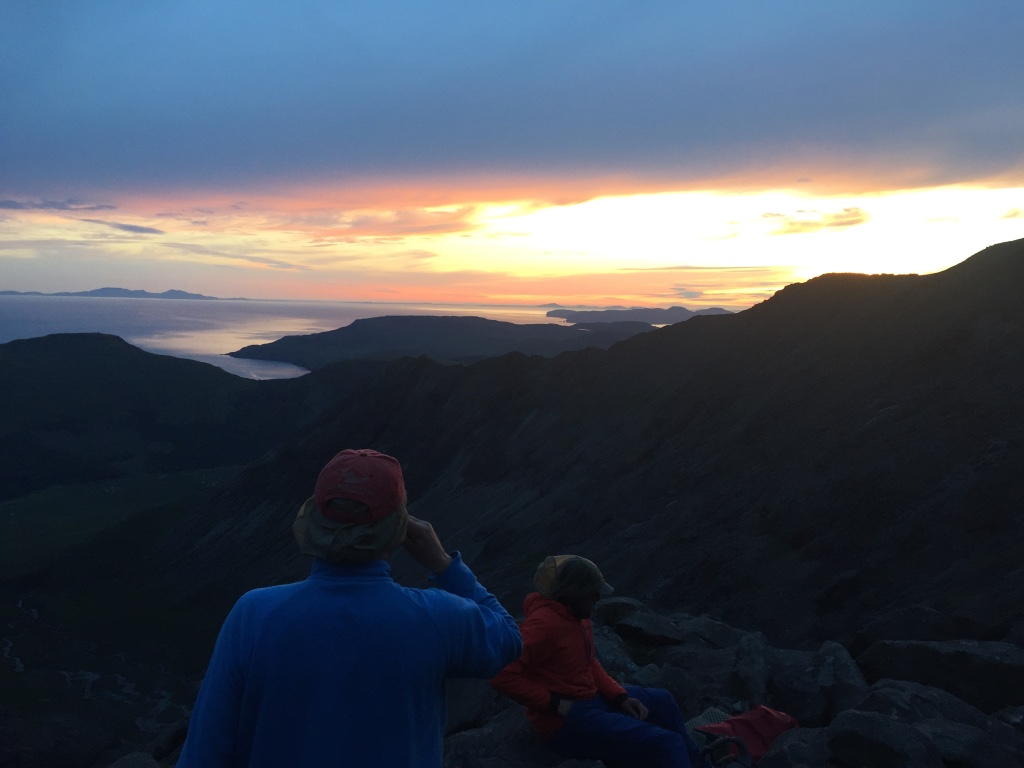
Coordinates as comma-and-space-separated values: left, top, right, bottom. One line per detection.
89, 597, 1024, 768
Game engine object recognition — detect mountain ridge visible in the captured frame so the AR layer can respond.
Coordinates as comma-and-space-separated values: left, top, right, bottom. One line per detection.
146, 239, 1024, 649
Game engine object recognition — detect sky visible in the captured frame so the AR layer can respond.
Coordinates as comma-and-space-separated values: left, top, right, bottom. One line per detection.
2, 1, 1023, 310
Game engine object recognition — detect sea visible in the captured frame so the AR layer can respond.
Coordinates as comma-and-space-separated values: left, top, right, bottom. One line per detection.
0, 295, 561, 380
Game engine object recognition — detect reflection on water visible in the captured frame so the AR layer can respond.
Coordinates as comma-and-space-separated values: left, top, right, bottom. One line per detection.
180, 354, 310, 380
0, 296, 559, 379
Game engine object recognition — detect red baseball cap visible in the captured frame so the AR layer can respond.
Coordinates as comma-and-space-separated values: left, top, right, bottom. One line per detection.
313, 449, 406, 523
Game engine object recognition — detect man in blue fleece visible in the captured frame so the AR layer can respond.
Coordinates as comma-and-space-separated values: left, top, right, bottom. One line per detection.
178, 448, 522, 768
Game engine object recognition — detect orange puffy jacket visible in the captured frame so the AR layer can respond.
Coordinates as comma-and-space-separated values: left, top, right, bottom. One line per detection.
490, 592, 627, 738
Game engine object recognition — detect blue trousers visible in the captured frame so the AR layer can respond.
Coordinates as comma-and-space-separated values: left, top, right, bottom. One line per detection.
547, 686, 701, 768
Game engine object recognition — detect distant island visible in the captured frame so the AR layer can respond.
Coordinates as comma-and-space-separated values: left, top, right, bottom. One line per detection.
0, 287, 232, 300
547, 305, 733, 324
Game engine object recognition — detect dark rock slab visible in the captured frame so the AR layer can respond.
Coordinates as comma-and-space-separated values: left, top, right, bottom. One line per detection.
757, 727, 829, 768
994, 705, 1024, 731
592, 625, 641, 681
849, 680, 1024, 765
592, 597, 643, 626
912, 718, 1023, 768
765, 646, 829, 726
654, 646, 741, 712
857, 640, 1024, 713
446, 678, 510, 735
827, 709, 944, 768
613, 613, 687, 645
849, 605, 956, 656
442, 704, 600, 768
674, 614, 750, 650
107, 753, 162, 768
815, 640, 868, 720
733, 632, 770, 706
143, 714, 190, 761
855, 678, 999, 731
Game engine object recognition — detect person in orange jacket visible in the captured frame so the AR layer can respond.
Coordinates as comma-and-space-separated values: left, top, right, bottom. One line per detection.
491, 555, 701, 768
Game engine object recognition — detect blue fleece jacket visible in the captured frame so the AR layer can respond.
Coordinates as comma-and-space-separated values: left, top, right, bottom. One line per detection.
178, 553, 522, 768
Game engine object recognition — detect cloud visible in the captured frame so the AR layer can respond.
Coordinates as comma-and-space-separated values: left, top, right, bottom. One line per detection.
3, 5, 1021, 195
672, 286, 704, 299
311, 207, 480, 240
1002, 208, 1022, 219
160, 242, 309, 270
619, 264, 781, 273
0, 238, 100, 250
81, 219, 165, 235
766, 207, 868, 235
0, 199, 115, 211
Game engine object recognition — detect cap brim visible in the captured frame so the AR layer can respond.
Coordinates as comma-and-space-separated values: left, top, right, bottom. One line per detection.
597, 581, 614, 597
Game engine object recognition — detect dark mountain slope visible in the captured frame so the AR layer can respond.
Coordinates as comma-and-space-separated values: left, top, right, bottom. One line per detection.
0, 333, 389, 501
146, 239, 1024, 652
227, 314, 653, 369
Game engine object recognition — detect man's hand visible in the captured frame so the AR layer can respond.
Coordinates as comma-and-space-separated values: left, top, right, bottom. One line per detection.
557, 698, 574, 717
620, 697, 648, 720
402, 515, 453, 575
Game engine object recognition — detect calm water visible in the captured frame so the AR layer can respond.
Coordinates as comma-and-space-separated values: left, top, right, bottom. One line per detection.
0, 295, 560, 379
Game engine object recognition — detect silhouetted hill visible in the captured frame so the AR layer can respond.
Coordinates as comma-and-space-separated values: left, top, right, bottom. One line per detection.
547, 305, 733, 323
0, 287, 223, 299
0, 333, 387, 501
227, 314, 654, 369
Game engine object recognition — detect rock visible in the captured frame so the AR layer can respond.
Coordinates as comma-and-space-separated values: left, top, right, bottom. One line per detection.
658, 663, 707, 717
757, 727, 829, 768
857, 640, 1024, 713
994, 705, 1024, 731
827, 709, 944, 768
654, 646, 741, 712
814, 640, 868, 720
732, 632, 769, 706
447, 678, 510, 735
632, 663, 663, 688
765, 647, 828, 726
592, 597, 643, 626
855, 679, 998, 731
613, 613, 687, 645
143, 714, 190, 761
443, 705, 563, 768
1002, 617, 1024, 647
592, 625, 639, 680
107, 753, 162, 768
912, 718, 1022, 768
849, 605, 956, 656
674, 614, 750, 650
0, 711, 123, 768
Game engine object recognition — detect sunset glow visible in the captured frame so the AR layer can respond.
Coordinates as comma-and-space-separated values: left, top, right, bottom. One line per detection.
2, 3, 1023, 310
2, 185, 1021, 310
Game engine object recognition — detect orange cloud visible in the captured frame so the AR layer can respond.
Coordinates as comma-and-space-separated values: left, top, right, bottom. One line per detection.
766, 207, 868, 235
309, 206, 480, 240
